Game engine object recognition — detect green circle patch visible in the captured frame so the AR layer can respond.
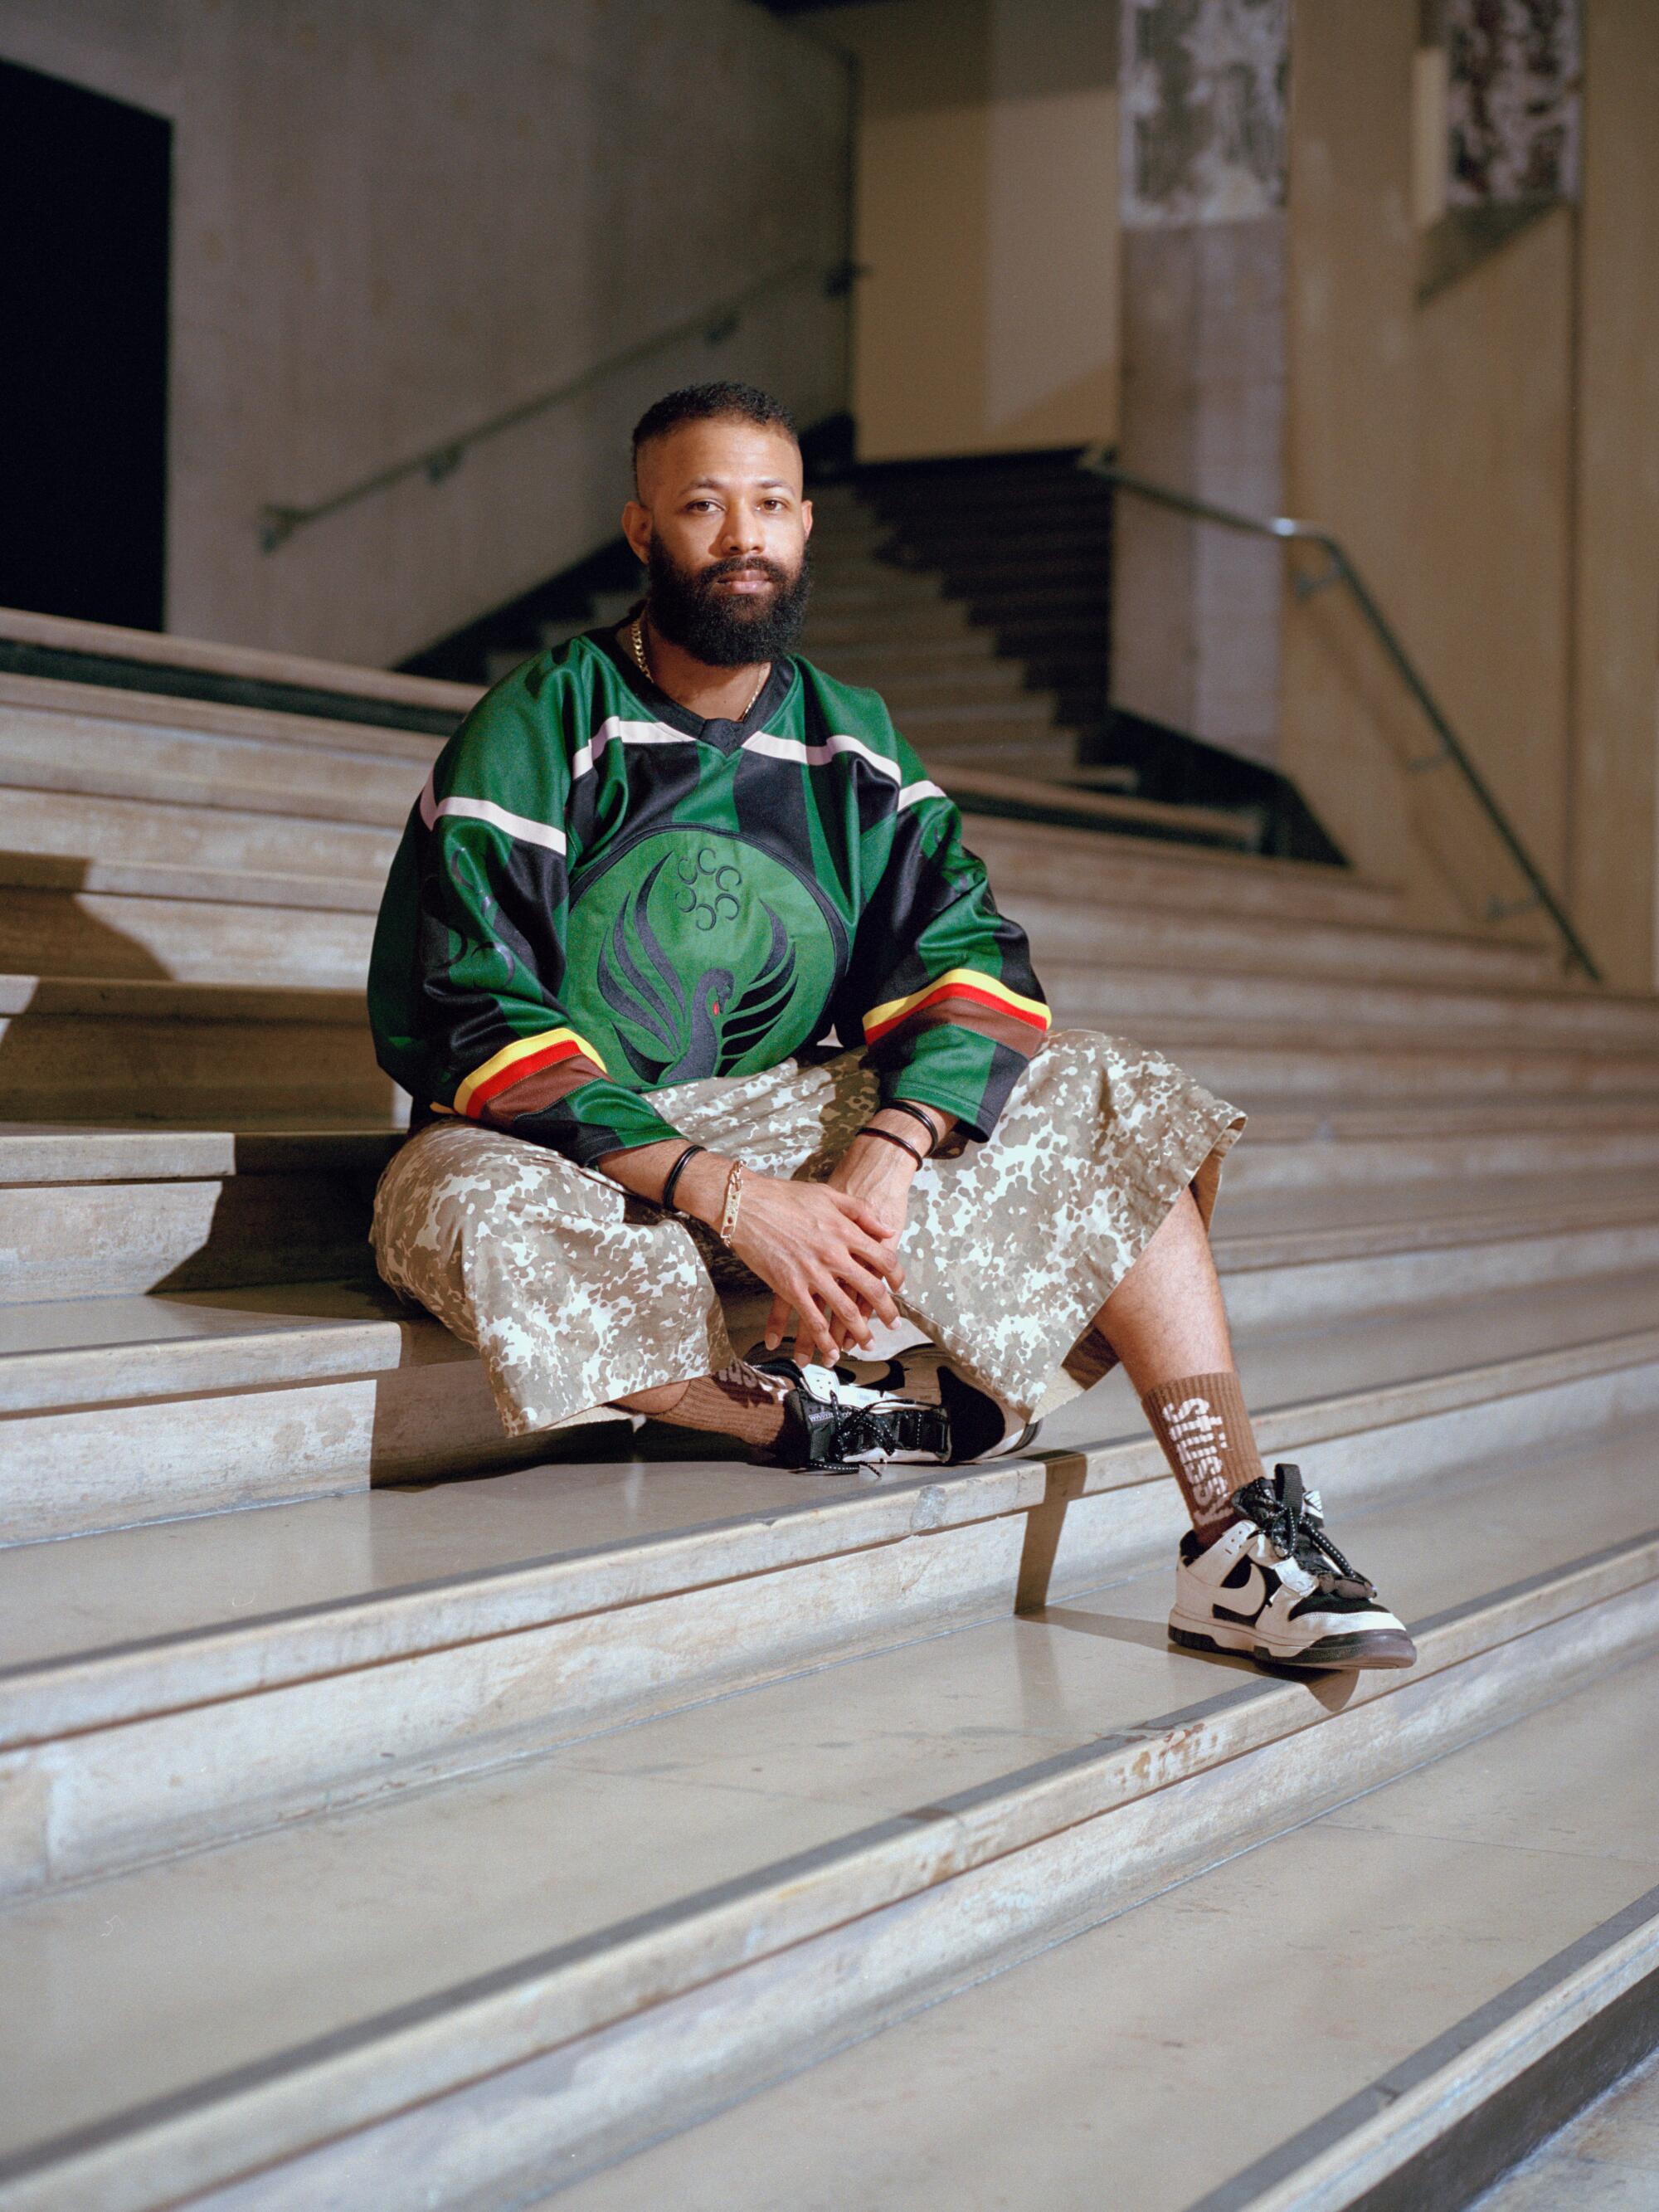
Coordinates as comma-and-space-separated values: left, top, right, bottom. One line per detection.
565, 831, 839, 1088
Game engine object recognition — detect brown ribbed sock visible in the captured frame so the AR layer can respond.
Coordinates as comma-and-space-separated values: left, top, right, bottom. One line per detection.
647, 1360, 791, 1452
1140, 1371, 1262, 1541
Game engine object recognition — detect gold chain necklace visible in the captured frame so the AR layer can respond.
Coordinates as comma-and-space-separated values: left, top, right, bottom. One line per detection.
630, 616, 768, 721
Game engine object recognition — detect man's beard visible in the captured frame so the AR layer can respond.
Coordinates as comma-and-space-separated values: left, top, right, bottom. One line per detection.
645, 539, 811, 668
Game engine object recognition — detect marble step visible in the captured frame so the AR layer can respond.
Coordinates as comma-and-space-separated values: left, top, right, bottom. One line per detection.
0, 670, 443, 778
555, 1634, 1659, 2212
6, 967, 1656, 1123
1044, 956, 1659, 1050
0, 748, 416, 834
2, 1274, 1659, 1875
883, 694, 1062, 734
1223, 1105, 1659, 1195
0, 976, 398, 1123
1014, 886, 1554, 988
0, 841, 1428, 996
800, 570, 946, 612
0, 854, 379, 988
2, 977, 1659, 1123
801, 601, 985, 648
805, 631, 1003, 675
1474, 2037, 1659, 2210
941, 767, 1288, 850
0, 605, 478, 724
963, 817, 1404, 926
827, 662, 1044, 709
0, 840, 1574, 1014
1, 1440, 1652, 2212
918, 742, 1091, 787
0, 727, 1343, 900
2, 1071, 1656, 1303
0, 777, 401, 879
1121, 1019, 1659, 1103
0, 851, 1531, 996
6, 1101, 1654, 1300
7, 1096, 1656, 1222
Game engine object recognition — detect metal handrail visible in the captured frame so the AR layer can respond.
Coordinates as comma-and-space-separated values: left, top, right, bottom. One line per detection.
1080, 450, 1601, 982
259, 254, 856, 554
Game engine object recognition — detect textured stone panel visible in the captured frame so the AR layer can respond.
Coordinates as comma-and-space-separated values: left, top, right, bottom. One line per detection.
1445, 0, 1581, 205
1121, 0, 1289, 227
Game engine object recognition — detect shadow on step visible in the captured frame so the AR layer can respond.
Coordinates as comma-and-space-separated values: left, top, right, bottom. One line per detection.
0, 850, 173, 980
148, 1145, 391, 1293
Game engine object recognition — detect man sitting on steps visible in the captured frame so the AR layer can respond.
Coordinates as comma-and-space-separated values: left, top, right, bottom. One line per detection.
367, 379, 1415, 1676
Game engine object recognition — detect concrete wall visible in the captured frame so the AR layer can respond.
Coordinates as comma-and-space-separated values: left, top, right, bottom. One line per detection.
1282, 0, 1659, 986
1571, 0, 1659, 992
0, 0, 850, 668
1112, 0, 1290, 767
813, 0, 1118, 461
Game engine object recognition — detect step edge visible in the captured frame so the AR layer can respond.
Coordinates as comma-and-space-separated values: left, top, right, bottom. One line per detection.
1194, 1883, 1659, 2212
6, 1328, 1656, 1744
0, 670, 443, 763
4, 1546, 1652, 2212
0, 1459, 1044, 1747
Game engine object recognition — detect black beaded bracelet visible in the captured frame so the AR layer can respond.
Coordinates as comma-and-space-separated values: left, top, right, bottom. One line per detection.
660, 1142, 705, 1214
857, 1123, 928, 1171
880, 1099, 944, 1153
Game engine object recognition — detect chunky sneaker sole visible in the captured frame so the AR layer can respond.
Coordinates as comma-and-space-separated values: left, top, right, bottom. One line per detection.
1170, 1463, 1418, 1673
1168, 1613, 1418, 1671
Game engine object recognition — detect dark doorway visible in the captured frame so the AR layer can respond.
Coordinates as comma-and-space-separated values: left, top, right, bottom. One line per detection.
0, 58, 172, 630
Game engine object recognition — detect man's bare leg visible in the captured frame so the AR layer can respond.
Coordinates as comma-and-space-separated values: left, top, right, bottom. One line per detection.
1090, 1187, 1233, 1391
1072, 1189, 1263, 1540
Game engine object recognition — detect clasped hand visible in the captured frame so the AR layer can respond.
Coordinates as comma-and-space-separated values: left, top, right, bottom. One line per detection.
729, 1138, 914, 1366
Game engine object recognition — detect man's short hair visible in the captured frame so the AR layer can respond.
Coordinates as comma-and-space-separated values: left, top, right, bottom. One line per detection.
630, 382, 799, 489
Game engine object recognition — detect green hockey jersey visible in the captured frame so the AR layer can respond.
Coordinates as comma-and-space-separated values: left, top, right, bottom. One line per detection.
367, 625, 1050, 1167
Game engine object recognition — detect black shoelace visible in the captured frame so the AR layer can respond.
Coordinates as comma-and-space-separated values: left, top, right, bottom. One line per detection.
1234, 1464, 1374, 1597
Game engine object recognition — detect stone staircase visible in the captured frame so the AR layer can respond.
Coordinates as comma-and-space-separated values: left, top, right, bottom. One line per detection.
2, 608, 1657, 2210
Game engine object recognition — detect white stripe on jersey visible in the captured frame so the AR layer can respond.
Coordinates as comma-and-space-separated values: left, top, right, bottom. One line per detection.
419, 772, 567, 855
571, 715, 693, 780
742, 729, 902, 781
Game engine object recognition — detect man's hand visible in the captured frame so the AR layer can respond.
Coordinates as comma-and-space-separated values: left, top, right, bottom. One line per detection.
734, 1172, 904, 1365
766, 1104, 956, 1360
596, 1107, 952, 1369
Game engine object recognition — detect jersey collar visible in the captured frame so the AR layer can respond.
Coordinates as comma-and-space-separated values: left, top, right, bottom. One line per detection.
590, 616, 796, 753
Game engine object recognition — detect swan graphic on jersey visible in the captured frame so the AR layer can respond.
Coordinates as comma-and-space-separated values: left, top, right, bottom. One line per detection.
571, 834, 836, 1088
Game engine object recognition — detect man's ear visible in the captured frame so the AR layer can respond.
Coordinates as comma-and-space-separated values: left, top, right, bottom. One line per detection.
620, 498, 653, 565
800, 496, 814, 543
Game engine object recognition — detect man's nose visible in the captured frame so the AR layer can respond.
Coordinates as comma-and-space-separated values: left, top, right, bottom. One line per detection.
717, 504, 766, 555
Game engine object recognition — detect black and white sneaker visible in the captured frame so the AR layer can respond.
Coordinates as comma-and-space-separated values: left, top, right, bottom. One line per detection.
752, 1358, 952, 1473
1170, 1463, 1417, 1672
839, 1345, 1043, 1464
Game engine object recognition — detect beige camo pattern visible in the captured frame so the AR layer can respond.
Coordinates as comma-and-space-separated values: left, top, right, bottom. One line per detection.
370, 1029, 1246, 1436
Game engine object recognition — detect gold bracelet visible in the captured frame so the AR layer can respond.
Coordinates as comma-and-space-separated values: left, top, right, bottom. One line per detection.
717, 1160, 746, 1244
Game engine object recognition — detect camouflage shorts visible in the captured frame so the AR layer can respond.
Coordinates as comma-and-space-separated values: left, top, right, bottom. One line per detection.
369, 1029, 1244, 1437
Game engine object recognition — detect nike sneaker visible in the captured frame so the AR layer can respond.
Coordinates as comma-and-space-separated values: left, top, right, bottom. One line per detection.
838, 1344, 1044, 1464
752, 1358, 951, 1473
1170, 1463, 1417, 1671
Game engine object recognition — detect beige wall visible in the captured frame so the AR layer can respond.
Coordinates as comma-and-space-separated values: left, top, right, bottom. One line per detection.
1572, 0, 1659, 991
0, 0, 850, 669
815, 0, 1118, 460
1282, 0, 1659, 987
